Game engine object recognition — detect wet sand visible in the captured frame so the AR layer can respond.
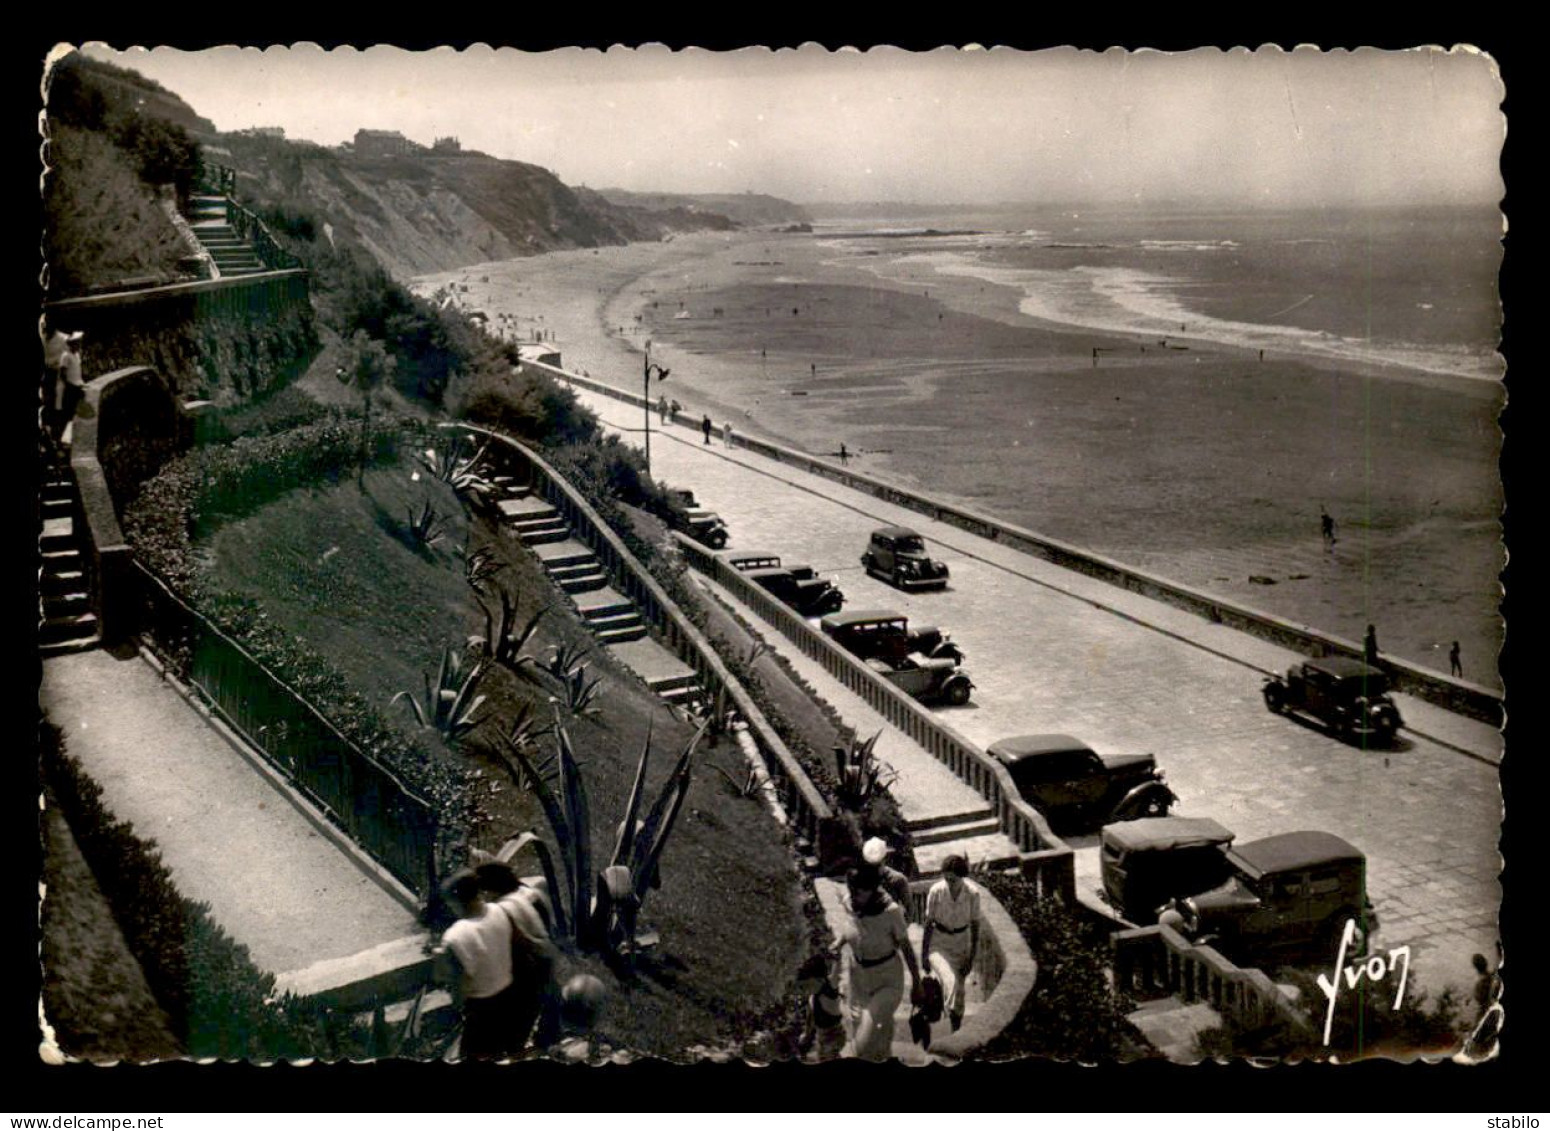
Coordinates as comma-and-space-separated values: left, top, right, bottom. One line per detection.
414, 231, 1504, 685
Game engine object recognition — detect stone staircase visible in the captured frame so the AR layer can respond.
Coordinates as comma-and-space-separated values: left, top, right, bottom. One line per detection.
38, 470, 100, 656
496, 489, 705, 705
188, 194, 268, 278
907, 806, 1022, 877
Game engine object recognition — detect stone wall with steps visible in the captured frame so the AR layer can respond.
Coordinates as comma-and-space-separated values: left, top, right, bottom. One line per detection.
39, 467, 101, 655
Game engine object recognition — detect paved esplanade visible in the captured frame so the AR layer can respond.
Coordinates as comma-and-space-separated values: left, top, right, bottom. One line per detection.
564, 381, 1502, 997
40, 650, 426, 983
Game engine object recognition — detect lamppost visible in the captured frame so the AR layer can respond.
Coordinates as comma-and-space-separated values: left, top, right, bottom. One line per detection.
643, 339, 670, 475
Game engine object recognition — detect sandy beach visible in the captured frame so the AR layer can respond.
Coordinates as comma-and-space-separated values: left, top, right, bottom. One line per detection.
414, 230, 1504, 685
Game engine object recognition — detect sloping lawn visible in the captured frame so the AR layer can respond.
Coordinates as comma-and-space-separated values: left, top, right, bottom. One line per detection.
201, 445, 808, 1057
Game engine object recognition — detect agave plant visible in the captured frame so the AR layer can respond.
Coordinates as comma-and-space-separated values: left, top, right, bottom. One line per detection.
834, 729, 894, 810
497, 702, 556, 789
493, 718, 702, 956
470, 586, 550, 673
458, 537, 503, 592
542, 642, 592, 682
405, 497, 447, 549
419, 436, 494, 500
392, 646, 488, 744
559, 663, 603, 716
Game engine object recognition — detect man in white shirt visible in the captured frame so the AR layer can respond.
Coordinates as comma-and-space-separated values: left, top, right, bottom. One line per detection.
437, 869, 520, 1059
920, 853, 981, 1032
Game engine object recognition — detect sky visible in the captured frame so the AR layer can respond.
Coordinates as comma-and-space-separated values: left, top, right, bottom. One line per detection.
74, 43, 1505, 207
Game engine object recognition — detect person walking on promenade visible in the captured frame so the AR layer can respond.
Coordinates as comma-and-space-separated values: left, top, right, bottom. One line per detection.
1450, 640, 1463, 678
1364, 624, 1380, 667
840, 864, 922, 1061
701, 414, 713, 444
861, 837, 912, 911
921, 854, 982, 1032
670, 399, 681, 422
1321, 506, 1337, 548
435, 869, 522, 1060
658, 395, 670, 424
724, 421, 735, 448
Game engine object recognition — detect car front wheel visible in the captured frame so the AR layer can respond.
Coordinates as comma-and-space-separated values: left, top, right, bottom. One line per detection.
1263, 684, 1285, 713
1322, 909, 1370, 961
944, 680, 971, 706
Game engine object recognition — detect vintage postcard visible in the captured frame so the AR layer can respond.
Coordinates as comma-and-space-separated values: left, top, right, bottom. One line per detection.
36, 41, 1508, 1079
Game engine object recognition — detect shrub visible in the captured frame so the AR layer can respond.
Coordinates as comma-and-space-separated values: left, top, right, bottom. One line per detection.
972, 873, 1147, 1062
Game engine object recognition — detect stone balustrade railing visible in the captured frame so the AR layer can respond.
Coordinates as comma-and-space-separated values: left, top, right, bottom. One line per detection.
530, 360, 1502, 726
675, 531, 1076, 902
1112, 923, 1311, 1036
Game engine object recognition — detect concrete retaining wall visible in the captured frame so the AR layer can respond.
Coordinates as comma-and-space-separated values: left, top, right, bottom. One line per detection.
72, 366, 178, 646
532, 361, 1503, 727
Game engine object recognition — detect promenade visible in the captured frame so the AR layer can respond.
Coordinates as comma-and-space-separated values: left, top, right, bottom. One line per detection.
557, 376, 1502, 1000
40, 647, 427, 990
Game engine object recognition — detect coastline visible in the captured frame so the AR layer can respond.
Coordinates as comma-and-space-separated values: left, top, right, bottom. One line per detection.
413, 230, 1504, 686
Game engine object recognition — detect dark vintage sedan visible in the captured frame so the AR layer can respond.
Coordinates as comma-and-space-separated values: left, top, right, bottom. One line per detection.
1263, 657, 1402, 745
669, 490, 730, 549
819, 609, 964, 666
861, 526, 950, 591
1173, 831, 1379, 963
988, 734, 1176, 832
1100, 816, 1236, 925
743, 565, 846, 617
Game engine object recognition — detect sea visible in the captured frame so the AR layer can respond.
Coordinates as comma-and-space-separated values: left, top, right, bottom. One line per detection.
807, 203, 1503, 384
632, 201, 1505, 679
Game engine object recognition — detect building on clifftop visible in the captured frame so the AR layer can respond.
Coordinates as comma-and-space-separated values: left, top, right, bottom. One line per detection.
354, 128, 418, 157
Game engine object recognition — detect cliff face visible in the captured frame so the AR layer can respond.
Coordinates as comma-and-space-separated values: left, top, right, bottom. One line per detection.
221, 138, 758, 280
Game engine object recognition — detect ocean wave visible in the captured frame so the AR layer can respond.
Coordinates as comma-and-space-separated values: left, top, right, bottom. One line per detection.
862, 250, 1500, 383
1137, 239, 1242, 252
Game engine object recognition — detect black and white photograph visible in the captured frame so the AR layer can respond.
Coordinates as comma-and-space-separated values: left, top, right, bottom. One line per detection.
34, 40, 1511, 1077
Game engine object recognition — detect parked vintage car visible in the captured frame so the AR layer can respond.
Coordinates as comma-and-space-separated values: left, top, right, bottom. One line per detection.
723, 549, 784, 573
819, 609, 964, 666
669, 489, 729, 549
862, 654, 974, 706
1173, 831, 1379, 964
1100, 816, 1236, 924
1263, 657, 1403, 745
743, 565, 846, 617
987, 734, 1176, 832
860, 526, 950, 591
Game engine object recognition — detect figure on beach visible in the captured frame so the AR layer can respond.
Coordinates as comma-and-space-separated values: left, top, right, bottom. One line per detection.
1364, 624, 1380, 667
839, 442, 849, 466
1450, 640, 1463, 678
1320, 507, 1337, 547
701, 415, 713, 444
724, 421, 735, 448
658, 395, 669, 424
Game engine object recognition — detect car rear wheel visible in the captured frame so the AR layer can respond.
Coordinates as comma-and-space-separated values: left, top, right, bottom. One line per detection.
1263, 684, 1285, 713
944, 680, 971, 706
